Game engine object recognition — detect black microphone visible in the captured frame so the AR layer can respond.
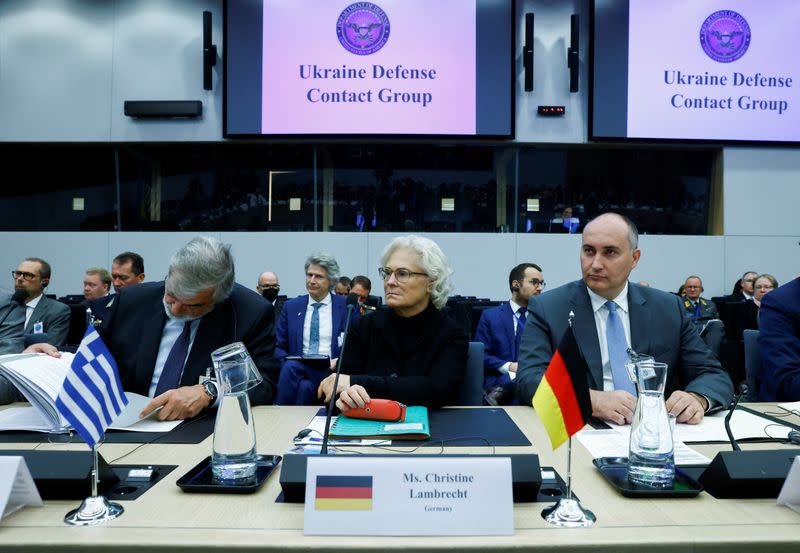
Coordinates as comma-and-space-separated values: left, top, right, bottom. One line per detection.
724, 385, 747, 452
699, 384, 800, 498
0, 289, 29, 329
319, 293, 359, 455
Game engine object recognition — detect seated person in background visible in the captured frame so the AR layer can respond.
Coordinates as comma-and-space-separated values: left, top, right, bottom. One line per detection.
334, 276, 351, 295
757, 277, 800, 401
681, 275, 724, 357
91, 252, 146, 323
256, 271, 284, 319
753, 274, 778, 308
318, 235, 469, 410
516, 213, 733, 425
14, 257, 70, 348
274, 254, 350, 405
725, 271, 758, 302
681, 275, 721, 327
84, 268, 111, 301
111, 252, 146, 293
474, 262, 545, 405
28, 237, 278, 419
350, 275, 375, 316
0, 289, 26, 404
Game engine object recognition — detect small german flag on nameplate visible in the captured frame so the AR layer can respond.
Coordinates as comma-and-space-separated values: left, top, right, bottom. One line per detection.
314, 475, 373, 511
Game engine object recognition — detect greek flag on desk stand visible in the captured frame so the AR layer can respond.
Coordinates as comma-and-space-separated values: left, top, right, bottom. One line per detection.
55, 324, 128, 448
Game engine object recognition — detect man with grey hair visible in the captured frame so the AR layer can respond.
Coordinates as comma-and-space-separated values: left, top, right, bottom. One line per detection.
27, 236, 279, 419
516, 212, 733, 425
274, 253, 351, 405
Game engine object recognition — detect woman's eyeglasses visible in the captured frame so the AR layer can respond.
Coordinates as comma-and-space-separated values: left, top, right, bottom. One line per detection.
378, 267, 428, 283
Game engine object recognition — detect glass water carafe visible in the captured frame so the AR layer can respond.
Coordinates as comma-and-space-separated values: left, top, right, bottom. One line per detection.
210, 342, 262, 482
628, 359, 675, 488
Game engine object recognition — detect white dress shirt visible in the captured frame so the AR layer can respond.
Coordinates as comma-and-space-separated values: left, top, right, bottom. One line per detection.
302, 293, 333, 357
24, 293, 43, 328
586, 283, 632, 391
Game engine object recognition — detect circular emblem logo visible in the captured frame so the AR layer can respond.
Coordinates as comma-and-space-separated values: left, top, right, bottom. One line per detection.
336, 2, 390, 56
699, 10, 751, 63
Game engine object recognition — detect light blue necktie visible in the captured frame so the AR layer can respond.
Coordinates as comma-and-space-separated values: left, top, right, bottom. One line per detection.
606, 301, 637, 395
309, 302, 323, 354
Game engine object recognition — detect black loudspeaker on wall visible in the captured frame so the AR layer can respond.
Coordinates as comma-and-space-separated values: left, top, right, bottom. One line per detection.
203, 10, 218, 90
523, 13, 534, 92
124, 101, 203, 119
568, 14, 579, 93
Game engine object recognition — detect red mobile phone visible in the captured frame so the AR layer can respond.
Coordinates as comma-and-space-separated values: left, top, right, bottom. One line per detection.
344, 399, 406, 422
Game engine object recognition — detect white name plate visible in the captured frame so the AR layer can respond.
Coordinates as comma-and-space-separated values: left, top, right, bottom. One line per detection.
0, 457, 42, 520
303, 456, 513, 536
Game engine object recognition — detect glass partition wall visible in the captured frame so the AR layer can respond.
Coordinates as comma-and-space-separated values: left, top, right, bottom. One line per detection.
0, 143, 717, 235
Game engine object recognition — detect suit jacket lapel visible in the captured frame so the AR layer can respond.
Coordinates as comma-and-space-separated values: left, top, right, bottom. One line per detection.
292, 296, 309, 355
628, 284, 650, 357
24, 297, 46, 333
501, 302, 516, 346
571, 283, 604, 389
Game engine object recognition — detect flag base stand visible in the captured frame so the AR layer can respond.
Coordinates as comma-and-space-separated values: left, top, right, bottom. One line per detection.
64, 495, 124, 526
541, 436, 596, 527
541, 497, 596, 527
63, 444, 123, 526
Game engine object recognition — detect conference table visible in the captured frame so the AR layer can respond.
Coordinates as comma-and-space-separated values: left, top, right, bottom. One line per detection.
1, 405, 799, 552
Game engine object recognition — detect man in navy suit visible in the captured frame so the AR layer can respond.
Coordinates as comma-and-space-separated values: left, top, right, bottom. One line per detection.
25, 237, 278, 420
516, 213, 733, 425
474, 262, 545, 405
274, 253, 350, 405
757, 277, 800, 401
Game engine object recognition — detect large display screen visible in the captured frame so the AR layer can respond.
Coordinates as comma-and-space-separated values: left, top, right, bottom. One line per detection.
591, 0, 800, 142
225, 0, 513, 137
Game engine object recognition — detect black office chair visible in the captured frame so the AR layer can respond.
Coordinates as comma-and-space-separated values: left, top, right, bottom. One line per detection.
743, 329, 762, 401
458, 342, 484, 406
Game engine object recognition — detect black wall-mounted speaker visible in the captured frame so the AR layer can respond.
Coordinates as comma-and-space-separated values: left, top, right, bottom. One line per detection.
523, 13, 534, 92
124, 100, 203, 119
203, 11, 218, 90
568, 14, 580, 93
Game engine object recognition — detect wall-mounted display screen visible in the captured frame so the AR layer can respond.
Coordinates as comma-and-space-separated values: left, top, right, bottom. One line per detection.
591, 0, 800, 142
225, 0, 513, 137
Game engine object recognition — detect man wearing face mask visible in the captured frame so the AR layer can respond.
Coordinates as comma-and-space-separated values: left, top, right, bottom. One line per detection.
31, 237, 278, 420
256, 271, 285, 320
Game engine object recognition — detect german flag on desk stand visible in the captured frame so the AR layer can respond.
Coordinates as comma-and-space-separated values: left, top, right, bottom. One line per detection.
532, 323, 592, 450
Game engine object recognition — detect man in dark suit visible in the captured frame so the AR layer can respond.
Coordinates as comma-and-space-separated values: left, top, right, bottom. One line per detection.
474, 262, 545, 405
98, 237, 277, 420
256, 271, 285, 320
274, 253, 349, 405
0, 290, 26, 404
90, 252, 147, 324
725, 271, 758, 303
757, 277, 800, 401
516, 213, 733, 425
13, 257, 70, 348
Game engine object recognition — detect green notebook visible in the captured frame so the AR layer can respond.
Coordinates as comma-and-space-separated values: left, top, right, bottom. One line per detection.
330, 406, 430, 440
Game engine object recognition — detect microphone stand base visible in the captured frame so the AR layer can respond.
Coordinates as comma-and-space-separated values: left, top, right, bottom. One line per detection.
541, 497, 596, 527
64, 495, 124, 526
